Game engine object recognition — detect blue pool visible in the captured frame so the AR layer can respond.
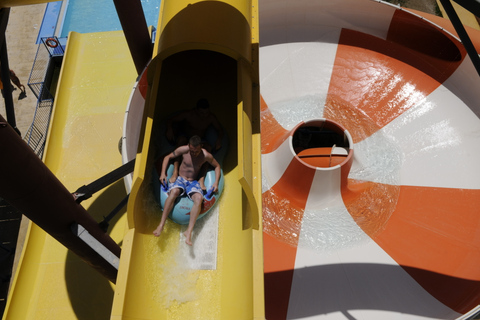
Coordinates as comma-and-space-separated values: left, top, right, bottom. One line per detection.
61, 0, 160, 37
37, 0, 161, 42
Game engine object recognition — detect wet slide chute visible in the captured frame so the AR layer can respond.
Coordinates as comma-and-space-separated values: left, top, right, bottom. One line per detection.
112, 0, 264, 319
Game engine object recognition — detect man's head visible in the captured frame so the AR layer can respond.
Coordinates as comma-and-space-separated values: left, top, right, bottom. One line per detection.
188, 135, 202, 157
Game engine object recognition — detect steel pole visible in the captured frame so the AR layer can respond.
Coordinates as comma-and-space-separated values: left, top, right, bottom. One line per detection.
112, 0, 152, 75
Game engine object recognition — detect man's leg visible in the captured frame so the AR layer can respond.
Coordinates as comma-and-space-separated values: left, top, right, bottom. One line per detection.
153, 188, 181, 237
184, 192, 203, 245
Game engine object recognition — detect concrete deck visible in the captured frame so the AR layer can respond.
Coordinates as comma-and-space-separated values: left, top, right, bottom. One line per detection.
0, 4, 46, 136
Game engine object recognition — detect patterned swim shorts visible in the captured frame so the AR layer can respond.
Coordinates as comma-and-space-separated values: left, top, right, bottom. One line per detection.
168, 176, 203, 200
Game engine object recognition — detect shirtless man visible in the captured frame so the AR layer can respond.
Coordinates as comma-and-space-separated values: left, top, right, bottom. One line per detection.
166, 98, 224, 152
153, 135, 221, 245
165, 98, 224, 189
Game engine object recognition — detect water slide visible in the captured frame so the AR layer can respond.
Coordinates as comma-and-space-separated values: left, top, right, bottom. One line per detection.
259, 1, 480, 319
3, 31, 137, 319
4, 0, 265, 318
4, 0, 480, 320
110, 0, 264, 318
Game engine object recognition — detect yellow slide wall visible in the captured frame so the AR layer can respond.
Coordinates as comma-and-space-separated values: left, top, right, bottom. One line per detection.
3, 31, 137, 320
111, 0, 263, 319
4, 0, 263, 318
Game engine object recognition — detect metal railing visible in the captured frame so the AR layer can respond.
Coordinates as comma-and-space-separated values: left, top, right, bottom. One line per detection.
28, 36, 64, 100
25, 36, 65, 158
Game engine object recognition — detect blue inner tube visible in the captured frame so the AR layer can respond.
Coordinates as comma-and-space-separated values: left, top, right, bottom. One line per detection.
153, 129, 228, 225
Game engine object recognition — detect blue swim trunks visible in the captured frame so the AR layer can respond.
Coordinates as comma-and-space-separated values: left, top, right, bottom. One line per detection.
168, 176, 203, 200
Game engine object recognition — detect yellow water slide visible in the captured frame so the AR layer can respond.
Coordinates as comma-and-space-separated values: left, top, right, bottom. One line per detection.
3, 0, 262, 318
3, 31, 137, 319
111, 0, 263, 319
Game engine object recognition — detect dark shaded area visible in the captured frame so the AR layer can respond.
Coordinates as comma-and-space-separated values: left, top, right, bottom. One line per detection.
264, 268, 295, 320
66, 180, 127, 320
41, 55, 63, 100
65, 251, 115, 320
292, 126, 349, 152
265, 263, 480, 320
0, 198, 22, 318
403, 265, 480, 314
153, 49, 238, 174
388, 10, 463, 62
340, 15, 465, 87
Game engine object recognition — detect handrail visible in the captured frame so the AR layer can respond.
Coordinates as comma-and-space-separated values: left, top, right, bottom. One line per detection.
237, 101, 260, 230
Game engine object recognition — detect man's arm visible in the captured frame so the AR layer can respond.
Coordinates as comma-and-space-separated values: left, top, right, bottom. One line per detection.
160, 146, 187, 184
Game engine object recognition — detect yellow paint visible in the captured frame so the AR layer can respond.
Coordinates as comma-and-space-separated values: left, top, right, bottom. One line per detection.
154, 0, 253, 61
113, 0, 263, 318
5, 0, 263, 318
3, 31, 136, 320
436, 0, 480, 30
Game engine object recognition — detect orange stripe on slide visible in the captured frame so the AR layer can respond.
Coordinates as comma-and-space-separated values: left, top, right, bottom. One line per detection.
264, 233, 297, 320
342, 179, 400, 239
263, 156, 315, 246
263, 157, 316, 320
346, 184, 480, 313
261, 95, 289, 154
325, 23, 464, 143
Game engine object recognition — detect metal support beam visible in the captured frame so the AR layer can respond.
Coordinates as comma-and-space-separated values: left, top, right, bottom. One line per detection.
112, 0, 152, 75
439, 0, 480, 77
72, 158, 135, 204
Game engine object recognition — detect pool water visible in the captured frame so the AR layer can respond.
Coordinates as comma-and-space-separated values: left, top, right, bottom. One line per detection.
61, 0, 160, 38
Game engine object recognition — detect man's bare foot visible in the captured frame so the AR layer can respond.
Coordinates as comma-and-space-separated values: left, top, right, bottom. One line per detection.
184, 231, 193, 246
153, 224, 164, 237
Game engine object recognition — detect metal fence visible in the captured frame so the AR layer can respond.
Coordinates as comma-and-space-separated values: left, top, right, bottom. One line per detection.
28, 36, 64, 100
24, 36, 65, 158
24, 99, 55, 157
